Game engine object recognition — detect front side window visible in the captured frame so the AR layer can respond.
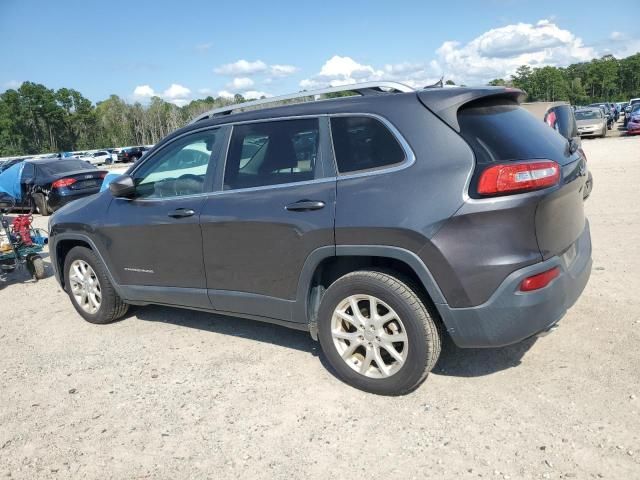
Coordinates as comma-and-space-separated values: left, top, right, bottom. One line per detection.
224, 118, 320, 190
132, 129, 222, 199
330, 116, 405, 174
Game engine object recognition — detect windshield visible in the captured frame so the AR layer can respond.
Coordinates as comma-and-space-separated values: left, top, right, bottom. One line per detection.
36, 160, 96, 176
575, 110, 601, 120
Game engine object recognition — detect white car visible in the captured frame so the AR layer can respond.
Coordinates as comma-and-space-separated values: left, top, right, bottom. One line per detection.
80, 151, 112, 166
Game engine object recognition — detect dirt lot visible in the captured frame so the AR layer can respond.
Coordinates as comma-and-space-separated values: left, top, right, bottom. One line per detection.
1, 133, 639, 479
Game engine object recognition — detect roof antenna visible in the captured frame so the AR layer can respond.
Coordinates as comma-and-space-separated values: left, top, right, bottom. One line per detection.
424, 76, 444, 89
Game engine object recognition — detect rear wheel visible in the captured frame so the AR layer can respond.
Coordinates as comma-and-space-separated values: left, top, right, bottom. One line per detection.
32, 193, 51, 216
64, 246, 128, 324
317, 270, 441, 395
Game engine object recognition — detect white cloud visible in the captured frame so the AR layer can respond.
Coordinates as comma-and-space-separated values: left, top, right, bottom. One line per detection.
300, 55, 439, 90
299, 20, 611, 89
132, 83, 192, 106
132, 85, 156, 98
243, 90, 272, 100
214, 59, 298, 78
198, 88, 213, 95
269, 64, 298, 76
214, 59, 268, 75
228, 77, 254, 90
435, 19, 595, 84
217, 90, 235, 99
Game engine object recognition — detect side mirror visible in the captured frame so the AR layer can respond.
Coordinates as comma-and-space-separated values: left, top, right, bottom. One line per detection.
108, 174, 136, 198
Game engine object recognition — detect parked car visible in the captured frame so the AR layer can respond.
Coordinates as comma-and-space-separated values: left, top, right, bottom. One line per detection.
0, 158, 25, 173
575, 108, 608, 138
588, 103, 614, 129
79, 150, 112, 166
14, 158, 106, 215
117, 146, 147, 162
624, 98, 640, 126
522, 102, 592, 200
626, 103, 640, 135
49, 82, 592, 395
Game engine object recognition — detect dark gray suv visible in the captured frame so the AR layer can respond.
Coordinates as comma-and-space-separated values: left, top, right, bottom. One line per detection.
49, 82, 592, 395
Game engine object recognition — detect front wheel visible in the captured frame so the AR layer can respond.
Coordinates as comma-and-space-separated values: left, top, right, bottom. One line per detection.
317, 271, 441, 395
64, 246, 129, 324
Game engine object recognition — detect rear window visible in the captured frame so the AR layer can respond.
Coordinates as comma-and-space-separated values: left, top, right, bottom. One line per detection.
37, 160, 95, 176
575, 110, 602, 120
458, 99, 570, 165
330, 116, 405, 173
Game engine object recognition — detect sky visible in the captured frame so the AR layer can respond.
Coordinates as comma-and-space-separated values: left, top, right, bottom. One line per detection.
1, 0, 638, 106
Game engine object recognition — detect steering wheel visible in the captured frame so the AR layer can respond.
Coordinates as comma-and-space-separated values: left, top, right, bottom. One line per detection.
174, 174, 204, 196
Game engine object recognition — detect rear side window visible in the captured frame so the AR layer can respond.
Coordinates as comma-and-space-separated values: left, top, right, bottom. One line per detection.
330, 116, 405, 173
458, 99, 570, 165
224, 118, 319, 190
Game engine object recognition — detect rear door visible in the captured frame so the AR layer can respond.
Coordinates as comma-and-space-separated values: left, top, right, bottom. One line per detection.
200, 117, 336, 322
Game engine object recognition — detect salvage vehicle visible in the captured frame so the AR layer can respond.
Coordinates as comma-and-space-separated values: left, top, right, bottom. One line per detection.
0, 158, 107, 215
575, 107, 608, 138
49, 82, 593, 395
626, 103, 640, 135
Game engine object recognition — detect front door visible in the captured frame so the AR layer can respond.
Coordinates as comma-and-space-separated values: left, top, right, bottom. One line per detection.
200, 118, 336, 321
99, 127, 229, 307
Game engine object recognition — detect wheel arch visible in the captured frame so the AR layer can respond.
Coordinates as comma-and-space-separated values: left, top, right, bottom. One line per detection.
296, 246, 449, 339
52, 234, 119, 294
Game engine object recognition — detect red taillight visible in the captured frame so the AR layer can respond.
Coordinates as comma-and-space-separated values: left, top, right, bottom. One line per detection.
52, 178, 77, 188
520, 267, 560, 292
478, 160, 560, 196
99, 172, 107, 178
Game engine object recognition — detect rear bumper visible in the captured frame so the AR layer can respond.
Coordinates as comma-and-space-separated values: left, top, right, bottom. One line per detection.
48, 188, 100, 211
439, 221, 592, 348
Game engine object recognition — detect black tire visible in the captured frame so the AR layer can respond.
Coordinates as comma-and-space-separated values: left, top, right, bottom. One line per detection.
32, 193, 51, 216
63, 246, 128, 324
29, 254, 46, 280
317, 270, 441, 395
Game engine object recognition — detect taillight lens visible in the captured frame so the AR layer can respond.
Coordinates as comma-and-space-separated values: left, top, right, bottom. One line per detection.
99, 172, 107, 178
520, 267, 560, 292
52, 178, 77, 188
478, 160, 560, 196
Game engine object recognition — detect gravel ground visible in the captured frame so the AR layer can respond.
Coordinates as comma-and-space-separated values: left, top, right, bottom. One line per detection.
1, 134, 639, 479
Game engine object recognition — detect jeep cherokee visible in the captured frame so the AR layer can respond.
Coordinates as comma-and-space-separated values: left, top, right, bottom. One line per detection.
49, 82, 592, 395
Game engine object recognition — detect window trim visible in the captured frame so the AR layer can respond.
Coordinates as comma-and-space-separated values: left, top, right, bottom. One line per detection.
221, 116, 326, 192
125, 125, 230, 202
328, 113, 415, 178
128, 112, 415, 201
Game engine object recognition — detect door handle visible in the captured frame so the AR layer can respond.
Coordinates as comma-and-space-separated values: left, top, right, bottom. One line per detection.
285, 200, 326, 212
168, 208, 196, 218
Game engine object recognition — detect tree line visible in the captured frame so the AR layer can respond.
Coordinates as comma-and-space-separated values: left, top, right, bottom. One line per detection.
1, 53, 639, 156
488, 53, 640, 104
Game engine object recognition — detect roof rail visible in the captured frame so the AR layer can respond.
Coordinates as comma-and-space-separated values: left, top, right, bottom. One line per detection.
189, 81, 414, 124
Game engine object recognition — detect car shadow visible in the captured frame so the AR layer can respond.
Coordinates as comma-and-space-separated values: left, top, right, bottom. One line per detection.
432, 334, 537, 378
134, 305, 319, 354
133, 305, 537, 378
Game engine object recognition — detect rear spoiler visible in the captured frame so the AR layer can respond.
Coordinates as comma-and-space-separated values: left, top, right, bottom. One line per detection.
417, 87, 526, 132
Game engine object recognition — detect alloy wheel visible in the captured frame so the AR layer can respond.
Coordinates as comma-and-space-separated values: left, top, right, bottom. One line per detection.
331, 294, 408, 378
68, 259, 102, 314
